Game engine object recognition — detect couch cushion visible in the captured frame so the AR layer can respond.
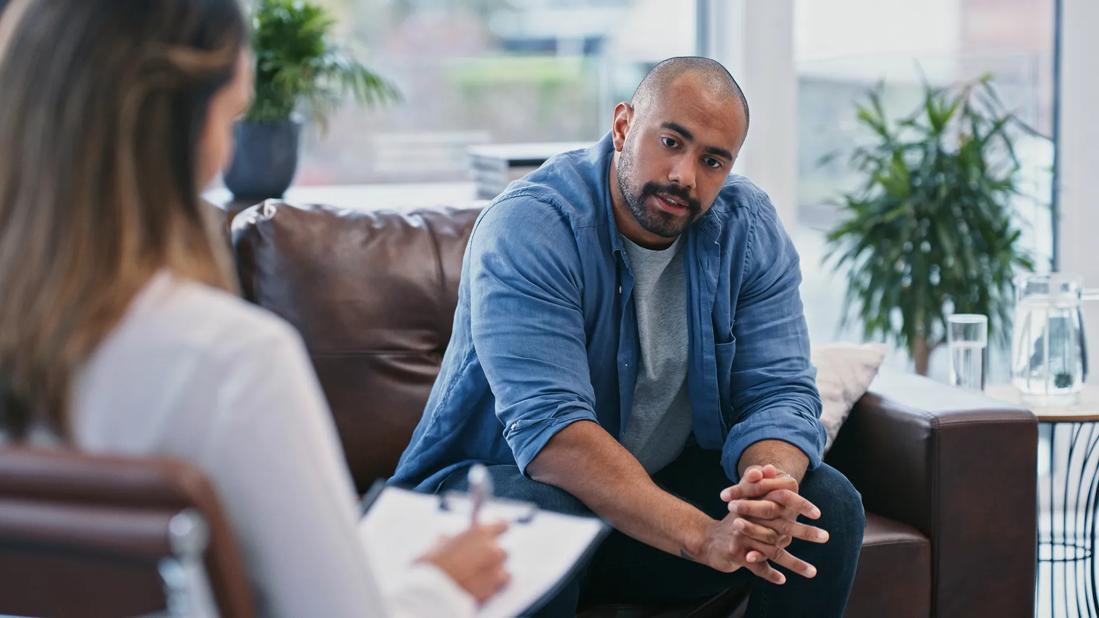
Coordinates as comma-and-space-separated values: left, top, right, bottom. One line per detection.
231, 201, 484, 490
812, 342, 887, 452
846, 512, 931, 618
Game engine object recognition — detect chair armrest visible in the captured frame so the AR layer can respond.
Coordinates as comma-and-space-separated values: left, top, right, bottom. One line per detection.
825, 369, 1037, 618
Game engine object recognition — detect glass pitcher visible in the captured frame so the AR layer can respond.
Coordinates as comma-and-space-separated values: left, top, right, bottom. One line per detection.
1010, 273, 1099, 406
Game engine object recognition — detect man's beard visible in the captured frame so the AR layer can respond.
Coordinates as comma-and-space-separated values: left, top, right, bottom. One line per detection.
616, 148, 702, 238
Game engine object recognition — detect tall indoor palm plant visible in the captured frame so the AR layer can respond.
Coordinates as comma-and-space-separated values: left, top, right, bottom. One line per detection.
224, 0, 398, 200
826, 75, 1040, 374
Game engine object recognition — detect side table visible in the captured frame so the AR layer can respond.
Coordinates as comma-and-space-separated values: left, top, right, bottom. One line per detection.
986, 384, 1099, 618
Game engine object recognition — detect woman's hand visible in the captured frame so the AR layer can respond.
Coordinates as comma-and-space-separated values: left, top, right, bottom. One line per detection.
420, 521, 510, 603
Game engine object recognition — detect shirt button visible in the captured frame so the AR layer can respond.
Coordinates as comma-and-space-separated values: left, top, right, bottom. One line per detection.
617, 285, 622, 294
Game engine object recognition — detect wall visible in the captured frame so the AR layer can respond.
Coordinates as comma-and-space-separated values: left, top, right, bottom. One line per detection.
705, 0, 799, 226
1058, 0, 1099, 375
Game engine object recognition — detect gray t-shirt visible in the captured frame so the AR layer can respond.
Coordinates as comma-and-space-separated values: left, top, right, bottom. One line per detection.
619, 236, 693, 473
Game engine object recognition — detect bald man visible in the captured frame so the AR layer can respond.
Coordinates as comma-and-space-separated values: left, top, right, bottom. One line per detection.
391, 57, 865, 616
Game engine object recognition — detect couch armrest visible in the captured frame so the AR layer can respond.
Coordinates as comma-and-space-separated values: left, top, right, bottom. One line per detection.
825, 369, 1037, 618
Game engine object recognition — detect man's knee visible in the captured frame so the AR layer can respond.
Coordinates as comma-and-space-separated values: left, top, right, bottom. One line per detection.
800, 464, 866, 549
511, 477, 591, 516
450, 464, 591, 517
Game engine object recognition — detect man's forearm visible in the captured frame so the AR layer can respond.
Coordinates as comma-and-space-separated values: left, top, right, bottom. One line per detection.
526, 420, 714, 558
737, 439, 810, 483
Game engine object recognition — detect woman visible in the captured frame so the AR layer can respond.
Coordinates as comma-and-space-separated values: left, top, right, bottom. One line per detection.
0, 0, 508, 615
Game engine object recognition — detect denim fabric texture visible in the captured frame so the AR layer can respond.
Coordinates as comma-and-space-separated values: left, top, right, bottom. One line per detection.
436, 449, 865, 617
390, 133, 825, 491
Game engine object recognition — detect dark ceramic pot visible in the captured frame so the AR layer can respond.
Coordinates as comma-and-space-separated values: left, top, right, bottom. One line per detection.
223, 119, 302, 200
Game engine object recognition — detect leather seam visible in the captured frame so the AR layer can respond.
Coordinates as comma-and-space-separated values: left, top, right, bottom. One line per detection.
868, 397, 1032, 426
932, 416, 1035, 427
861, 538, 929, 547
930, 414, 943, 614
420, 214, 450, 332
309, 350, 441, 358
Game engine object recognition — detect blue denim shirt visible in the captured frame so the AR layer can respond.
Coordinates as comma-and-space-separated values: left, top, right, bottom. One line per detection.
390, 134, 824, 491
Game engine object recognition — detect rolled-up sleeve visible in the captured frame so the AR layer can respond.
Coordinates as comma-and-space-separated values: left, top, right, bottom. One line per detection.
468, 196, 599, 475
720, 196, 825, 482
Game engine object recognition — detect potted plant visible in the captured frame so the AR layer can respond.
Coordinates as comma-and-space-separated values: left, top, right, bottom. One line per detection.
826, 75, 1040, 375
224, 0, 398, 200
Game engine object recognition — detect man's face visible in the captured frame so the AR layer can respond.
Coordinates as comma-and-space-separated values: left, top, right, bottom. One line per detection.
613, 75, 747, 240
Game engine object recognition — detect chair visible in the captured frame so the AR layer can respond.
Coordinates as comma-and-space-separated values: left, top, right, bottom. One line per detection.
0, 447, 254, 617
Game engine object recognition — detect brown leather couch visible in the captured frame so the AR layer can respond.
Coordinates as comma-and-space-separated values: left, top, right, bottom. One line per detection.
230, 200, 1038, 618
0, 447, 254, 617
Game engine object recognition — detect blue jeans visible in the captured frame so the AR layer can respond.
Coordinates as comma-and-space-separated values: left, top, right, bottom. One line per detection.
437, 445, 865, 617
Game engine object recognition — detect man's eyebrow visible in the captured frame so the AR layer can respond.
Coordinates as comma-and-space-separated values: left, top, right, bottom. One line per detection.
661, 121, 733, 161
661, 122, 694, 141
704, 145, 733, 161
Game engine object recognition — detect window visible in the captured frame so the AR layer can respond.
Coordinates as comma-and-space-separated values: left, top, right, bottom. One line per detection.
297, 0, 696, 186
795, 0, 1055, 264
791, 0, 1056, 381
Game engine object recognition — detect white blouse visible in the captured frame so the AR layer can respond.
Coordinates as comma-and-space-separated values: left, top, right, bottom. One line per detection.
72, 271, 474, 618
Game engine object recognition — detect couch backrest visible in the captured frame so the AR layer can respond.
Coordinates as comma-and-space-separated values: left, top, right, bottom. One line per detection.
231, 201, 484, 491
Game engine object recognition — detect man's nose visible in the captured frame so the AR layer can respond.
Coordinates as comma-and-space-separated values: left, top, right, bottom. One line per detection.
667, 154, 696, 192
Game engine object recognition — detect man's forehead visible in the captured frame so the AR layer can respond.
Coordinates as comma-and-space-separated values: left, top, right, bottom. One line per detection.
650, 75, 740, 114
646, 74, 745, 136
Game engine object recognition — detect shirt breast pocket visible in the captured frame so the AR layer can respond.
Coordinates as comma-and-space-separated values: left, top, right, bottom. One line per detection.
715, 336, 736, 381
715, 317, 736, 346
715, 335, 737, 433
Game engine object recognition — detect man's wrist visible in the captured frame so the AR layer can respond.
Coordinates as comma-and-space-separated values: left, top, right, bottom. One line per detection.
737, 439, 810, 483
680, 513, 717, 563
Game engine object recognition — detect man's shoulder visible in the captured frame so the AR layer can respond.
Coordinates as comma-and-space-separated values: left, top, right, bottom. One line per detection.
707, 175, 787, 237
715, 175, 772, 217
709, 176, 800, 276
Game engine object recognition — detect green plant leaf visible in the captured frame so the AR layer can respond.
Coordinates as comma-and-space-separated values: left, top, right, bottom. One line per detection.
245, 0, 399, 128
825, 74, 1047, 364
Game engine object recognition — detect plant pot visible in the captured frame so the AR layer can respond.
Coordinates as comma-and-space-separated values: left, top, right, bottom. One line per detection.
223, 119, 302, 201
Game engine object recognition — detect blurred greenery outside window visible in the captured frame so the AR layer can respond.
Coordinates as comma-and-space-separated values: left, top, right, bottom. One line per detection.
796, 0, 1055, 268
297, 0, 694, 186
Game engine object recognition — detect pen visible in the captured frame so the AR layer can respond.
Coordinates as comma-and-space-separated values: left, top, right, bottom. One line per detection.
468, 463, 492, 526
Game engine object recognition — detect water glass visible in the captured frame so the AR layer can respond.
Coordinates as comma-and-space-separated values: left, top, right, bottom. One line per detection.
948, 314, 987, 391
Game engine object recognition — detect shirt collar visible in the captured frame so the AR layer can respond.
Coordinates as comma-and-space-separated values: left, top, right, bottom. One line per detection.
592, 133, 628, 257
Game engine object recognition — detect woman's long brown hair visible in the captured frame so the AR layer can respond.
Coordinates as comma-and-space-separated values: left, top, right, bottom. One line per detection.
0, 0, 246, 438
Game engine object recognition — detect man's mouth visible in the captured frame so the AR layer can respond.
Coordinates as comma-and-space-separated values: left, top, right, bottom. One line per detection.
653, 192, 689, 212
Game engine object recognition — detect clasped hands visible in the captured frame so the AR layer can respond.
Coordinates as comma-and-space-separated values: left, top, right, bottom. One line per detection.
697, 464, 828, 585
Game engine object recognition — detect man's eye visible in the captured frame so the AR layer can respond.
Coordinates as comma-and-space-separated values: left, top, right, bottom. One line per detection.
704, 157, 724, 170
660, 136, 678, 149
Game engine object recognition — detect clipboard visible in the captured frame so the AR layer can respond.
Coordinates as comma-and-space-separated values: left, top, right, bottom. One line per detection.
359, 481, 609, 617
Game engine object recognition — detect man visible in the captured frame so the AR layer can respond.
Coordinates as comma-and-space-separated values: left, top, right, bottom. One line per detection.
391, 57, 865, 616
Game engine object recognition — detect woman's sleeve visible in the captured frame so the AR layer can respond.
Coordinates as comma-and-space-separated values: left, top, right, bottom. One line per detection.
200, 319, 476, 617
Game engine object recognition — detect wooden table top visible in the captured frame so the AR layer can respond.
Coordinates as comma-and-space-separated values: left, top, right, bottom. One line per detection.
985, 383, 1099, 422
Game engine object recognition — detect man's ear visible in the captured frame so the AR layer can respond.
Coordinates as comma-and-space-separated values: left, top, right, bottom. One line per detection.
611, 102, 633, 152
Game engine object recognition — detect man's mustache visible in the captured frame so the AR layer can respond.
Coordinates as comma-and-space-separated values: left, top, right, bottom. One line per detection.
640, 182, 701, 213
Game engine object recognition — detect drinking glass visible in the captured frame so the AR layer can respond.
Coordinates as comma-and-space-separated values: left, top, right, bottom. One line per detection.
948, 314, 987, 391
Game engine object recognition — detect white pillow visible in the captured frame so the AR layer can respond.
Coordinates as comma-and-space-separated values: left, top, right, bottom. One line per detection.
812, 342, 888, 452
